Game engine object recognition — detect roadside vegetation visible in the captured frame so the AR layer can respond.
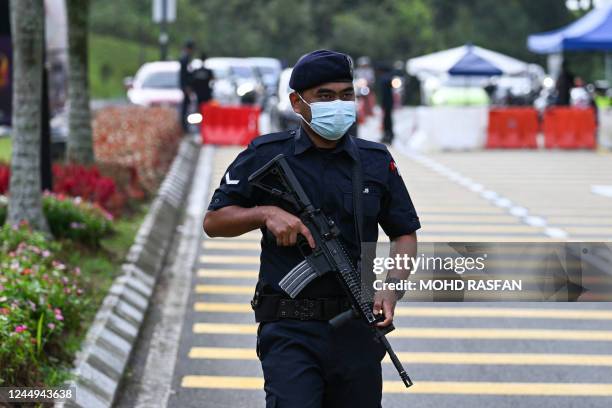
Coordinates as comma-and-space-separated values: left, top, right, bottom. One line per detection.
0, 105, 181, 386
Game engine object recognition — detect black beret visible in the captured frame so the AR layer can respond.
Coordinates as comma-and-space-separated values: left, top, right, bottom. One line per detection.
289, 49, 354, 92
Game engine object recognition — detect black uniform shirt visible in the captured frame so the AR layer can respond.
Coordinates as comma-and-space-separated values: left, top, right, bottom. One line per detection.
179, 53, 191, 90
207, 127, 421, 297
192, 66, 214, 103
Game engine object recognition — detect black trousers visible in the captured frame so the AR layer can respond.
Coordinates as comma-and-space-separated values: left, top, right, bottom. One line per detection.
382, 105, 394, 142
181, 90, 191, 132
257, 319, 386, 408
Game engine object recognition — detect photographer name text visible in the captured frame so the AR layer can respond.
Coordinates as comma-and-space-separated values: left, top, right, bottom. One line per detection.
374, 279, 523, 292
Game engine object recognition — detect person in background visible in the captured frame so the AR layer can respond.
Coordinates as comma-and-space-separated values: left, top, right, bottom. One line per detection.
378, 64, 395, 144
556, 60, 575, 106
191, 52, 215, 109
179, 39, 195, 132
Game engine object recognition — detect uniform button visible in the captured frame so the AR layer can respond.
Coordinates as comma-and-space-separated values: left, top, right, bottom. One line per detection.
214, 198, 220, 203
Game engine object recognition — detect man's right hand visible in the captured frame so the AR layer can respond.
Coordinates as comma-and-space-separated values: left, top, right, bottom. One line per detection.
262, 206, 315, 249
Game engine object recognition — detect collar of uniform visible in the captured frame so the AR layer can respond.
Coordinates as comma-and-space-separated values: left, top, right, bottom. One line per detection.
293, 126, 359, 161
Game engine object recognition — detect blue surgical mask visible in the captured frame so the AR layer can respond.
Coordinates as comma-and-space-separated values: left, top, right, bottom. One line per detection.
298, 93, 356, 140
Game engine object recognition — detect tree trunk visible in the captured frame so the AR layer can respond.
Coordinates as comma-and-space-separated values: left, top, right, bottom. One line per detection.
66, 0, 94, 164
7, 0, 50, 234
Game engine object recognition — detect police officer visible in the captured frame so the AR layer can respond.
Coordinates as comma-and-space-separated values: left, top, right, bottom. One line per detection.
179, 40, 195, 132
203, 49, 420, 408
378, 64, 395, 144
191, 52, 215, 108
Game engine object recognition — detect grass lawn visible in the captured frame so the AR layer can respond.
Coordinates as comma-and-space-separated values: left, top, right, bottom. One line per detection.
47, 200, 151, 384
89, 34, 160, 99
59, 201, 150, 314
0, 137, 11, 162
1, 33, 167, 101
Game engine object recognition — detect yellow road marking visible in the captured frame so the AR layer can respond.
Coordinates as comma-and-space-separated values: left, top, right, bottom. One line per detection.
481, 259, 582, 268
189, 347, 255, 360
199, 240, 584, 255
195, 302, 250, 313
193, 323, 256, 334
199, 241, 581, 254
417, 206, 505, 213
199, 255, 260, 264
181, 376, 612, 396
547, 216, 612, 224
195, 285, 253, 294
390, 328, 612, 341
192, 323, 612, 341
425, 225, 543, 233
206, 231, 261, 240
188, 347, 612, 366
563, 226, 612, 235
421, 215, 522, 223
197, 269, 258, 278
418, 236, 557, 242
182, 375, 259, 390
203, 241, 261, 250
193, 303, 612, 320
192, 287, 607, 301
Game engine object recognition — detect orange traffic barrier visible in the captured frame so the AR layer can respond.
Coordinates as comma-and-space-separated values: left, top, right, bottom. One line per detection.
486, 108, 539, 149
543, 107, 596, 149
200, 103, 261, 145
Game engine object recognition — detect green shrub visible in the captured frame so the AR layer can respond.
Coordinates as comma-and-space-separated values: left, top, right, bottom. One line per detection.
0, 223, 89, 386
0, 195, 6, 226
0, 193, 114, 247
42, 193, 114, 247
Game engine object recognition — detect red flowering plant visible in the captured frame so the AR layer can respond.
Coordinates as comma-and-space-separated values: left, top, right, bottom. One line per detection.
93, 106, 182, 197
52, 163, 127, 216
0, 222, 89, 386
0, 162, 8, 195
1, 162, 129, 216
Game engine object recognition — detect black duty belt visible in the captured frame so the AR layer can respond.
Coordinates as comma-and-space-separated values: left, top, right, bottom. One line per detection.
252, 294, 351, 322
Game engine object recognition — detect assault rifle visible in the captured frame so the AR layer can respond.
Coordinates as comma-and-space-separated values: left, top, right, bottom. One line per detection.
248, 153, 413, 388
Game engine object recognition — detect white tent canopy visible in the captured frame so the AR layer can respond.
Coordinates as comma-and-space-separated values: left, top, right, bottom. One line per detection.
407, 44, 530, 79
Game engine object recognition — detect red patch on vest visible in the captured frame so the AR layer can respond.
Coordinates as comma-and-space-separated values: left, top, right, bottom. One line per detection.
389, 161, 397, 173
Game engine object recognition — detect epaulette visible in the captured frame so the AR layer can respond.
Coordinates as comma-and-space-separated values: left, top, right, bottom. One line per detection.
354, 138, 388, 152
251, 131, 295, 147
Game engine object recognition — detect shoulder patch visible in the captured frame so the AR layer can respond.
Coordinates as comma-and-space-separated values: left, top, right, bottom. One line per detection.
354, 138, 388, 152
251, 131, 294, 147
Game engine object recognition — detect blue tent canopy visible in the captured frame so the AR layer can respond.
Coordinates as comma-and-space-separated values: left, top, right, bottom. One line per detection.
407, 44, 527, 78
448, 49, 504, 76
528, 5, 612, 53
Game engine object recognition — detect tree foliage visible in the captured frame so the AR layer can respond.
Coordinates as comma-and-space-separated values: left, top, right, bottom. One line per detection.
90, 0, 599, 73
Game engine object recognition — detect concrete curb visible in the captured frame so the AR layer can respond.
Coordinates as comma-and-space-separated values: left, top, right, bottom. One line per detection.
131, 145, 215, 408
56, 137, 201, 408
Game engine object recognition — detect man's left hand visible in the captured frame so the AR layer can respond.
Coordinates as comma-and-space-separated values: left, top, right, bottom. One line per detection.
373, 290, 397, 327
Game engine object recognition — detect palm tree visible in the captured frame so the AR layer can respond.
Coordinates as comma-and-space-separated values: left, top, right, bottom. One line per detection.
7, 0, 50, 233
66, 0, 94, 164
